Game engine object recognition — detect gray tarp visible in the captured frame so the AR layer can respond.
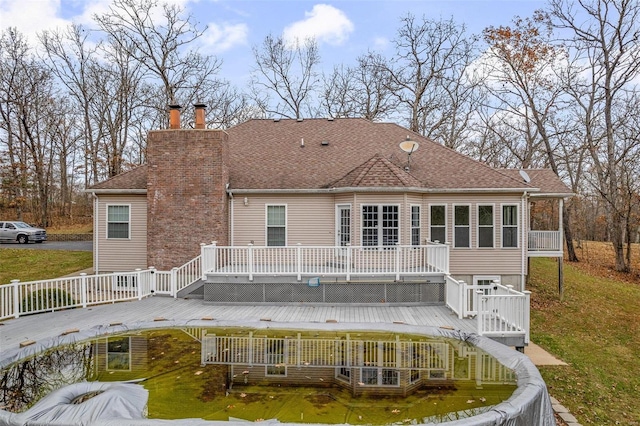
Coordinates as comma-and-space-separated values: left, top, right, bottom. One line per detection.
0, 320, 555, 426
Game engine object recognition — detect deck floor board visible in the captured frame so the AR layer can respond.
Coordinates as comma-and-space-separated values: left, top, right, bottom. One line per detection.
0, 297, 478, 351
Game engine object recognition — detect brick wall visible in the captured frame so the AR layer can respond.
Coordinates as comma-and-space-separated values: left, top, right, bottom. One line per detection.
146, 129, 229, 270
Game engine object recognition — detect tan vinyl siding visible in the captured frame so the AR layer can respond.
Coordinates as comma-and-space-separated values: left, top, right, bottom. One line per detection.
95, 195, 147, 273
427, 193, 525, 276
233, 194, 335, 246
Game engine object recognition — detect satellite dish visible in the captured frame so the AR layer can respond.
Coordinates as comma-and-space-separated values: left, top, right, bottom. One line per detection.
399, 138, 419, 154
519, 170, 531, 183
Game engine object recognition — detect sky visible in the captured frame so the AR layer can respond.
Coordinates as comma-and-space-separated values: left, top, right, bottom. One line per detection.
0, 0, 548, 85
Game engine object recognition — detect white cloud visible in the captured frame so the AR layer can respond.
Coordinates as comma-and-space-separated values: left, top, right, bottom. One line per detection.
200, 21, 248, 53
372, 36, 389, 51
283, 4, 353, 47
0, 0, 70, 43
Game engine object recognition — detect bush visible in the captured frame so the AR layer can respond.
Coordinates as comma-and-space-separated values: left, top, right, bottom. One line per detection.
21, 288, 76, 312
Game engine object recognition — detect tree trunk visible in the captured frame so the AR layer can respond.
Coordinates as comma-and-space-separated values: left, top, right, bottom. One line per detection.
563, 204, 579, 262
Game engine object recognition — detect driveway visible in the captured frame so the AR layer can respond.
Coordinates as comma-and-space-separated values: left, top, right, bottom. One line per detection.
0, 241, 92, 251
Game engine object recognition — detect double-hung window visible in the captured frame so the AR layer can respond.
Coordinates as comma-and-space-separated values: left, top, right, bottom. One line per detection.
361, 205, 399, 247
107, 205, 130, 239
429, 205, 446, 243
477, 205, 494, 248
411, 205, 421, 246
454, 205, 470, 248
502, 205, 518, 248
267, 205, 286, 246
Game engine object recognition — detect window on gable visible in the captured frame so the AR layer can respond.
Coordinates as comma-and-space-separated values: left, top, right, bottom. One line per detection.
454, 205, 470, 248
502, 205, 518, 248
267, 205, 286, 246
107, 205, 130, 239
478, 205, 494, 248
411, 205, 421, 246
429, 205, 446, 243
361, 205, 399, 247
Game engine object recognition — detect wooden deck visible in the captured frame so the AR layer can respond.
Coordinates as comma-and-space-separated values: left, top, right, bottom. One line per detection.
0, 297, 476, 350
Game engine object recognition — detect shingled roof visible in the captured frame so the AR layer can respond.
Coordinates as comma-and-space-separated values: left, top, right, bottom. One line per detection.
90, 117, 571, 195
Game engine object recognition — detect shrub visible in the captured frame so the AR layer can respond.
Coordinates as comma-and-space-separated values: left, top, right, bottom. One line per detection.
21, 288, 76, 312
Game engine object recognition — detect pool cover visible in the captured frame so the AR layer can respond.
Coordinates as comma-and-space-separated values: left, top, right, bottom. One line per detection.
0, 320, 555, 426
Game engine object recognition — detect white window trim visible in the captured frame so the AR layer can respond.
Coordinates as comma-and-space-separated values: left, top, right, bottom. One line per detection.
410, 204, 421, 246
106, 204, 131, 240
453, 203, 471, 249
476, 204, 495, 249
428, 203, 447, 243
335, 204, 352, 247
265, 204, 287, 246
501, 203, 519, 249
473, 275, 501, 286
360, 204, 401, 247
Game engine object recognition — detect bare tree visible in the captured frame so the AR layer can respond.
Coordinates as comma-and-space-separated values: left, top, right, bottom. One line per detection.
250, 34, 321, 119
482, 11, 579, 261
380, 14, 480, 147
551, 0, 640, 272
94, 0, 223, 122
320, 53, 397, 120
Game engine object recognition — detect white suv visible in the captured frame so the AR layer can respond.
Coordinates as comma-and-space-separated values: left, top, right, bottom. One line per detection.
0, 221, 47, 244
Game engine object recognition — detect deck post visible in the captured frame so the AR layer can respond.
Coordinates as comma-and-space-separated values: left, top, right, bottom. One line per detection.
296, 243, 302, 281
80, 273, 88, 308
135, 269, 143, 300
346, 244, 351, 281
200, 243, 207, 280
458, 280, 466, 319
395, 243, 401, 280
11, 279, 20, 319
171, 267, 178, 298
476, 290, 485, 336
523, 290, 531, 344
247, 243, 254, 282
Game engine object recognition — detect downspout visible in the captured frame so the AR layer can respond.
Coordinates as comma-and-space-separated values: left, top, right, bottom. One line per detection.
228, 187, 234, 246
92, 193, 99, 274
521, 191, 528, 291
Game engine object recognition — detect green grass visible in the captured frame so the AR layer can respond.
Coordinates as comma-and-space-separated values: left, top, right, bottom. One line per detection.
0, 248, 92, 284
529, 257, 640, 425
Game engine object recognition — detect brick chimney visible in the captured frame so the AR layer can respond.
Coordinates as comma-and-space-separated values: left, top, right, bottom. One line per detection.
194, 103, 206, 129
146, 106, 229, 270
169, 104, 182, 129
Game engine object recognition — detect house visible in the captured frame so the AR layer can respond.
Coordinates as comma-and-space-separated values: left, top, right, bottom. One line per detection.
87, 105, 571, 346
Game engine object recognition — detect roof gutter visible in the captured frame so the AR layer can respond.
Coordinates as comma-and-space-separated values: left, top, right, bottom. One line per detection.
227, 187, 541, 195
85, 189, 147, 195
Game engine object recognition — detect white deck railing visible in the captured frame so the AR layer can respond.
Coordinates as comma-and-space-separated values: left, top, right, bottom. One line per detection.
528, 230, 562, 252
201, 242, 449, 281
0, 256, 203, 320
477, 284, 531, 344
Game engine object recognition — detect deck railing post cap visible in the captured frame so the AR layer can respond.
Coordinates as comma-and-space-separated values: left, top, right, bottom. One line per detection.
149, 266, 155, 270
80, 273, 87, 276
10, 279, 20, 283
135, 268, 141, 271
172, 267, 179, 270
200, 243, 206, 246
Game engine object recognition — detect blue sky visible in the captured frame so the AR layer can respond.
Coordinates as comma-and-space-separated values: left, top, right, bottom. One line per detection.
0, 0, 547, 85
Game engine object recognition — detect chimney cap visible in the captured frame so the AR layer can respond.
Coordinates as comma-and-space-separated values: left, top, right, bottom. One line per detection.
169, 104, 182, 110
194, 103, 207, 109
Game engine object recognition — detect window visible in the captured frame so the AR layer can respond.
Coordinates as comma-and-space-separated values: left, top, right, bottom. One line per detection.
267, 205, 286, 246
502, 205, 518, 248
107, 205, 130, 239
454, 205, 470, 248
106, 337, 131, 370
337, 205, 351, 247
429, 205, 446, 243
359, 368, 399, 386
361, 205, 399, 247
477, 205, 494, 248
411, 205, 421, 246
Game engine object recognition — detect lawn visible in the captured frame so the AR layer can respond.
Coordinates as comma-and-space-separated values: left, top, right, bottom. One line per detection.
0, 248, 93, 284
529, 254, 640, 425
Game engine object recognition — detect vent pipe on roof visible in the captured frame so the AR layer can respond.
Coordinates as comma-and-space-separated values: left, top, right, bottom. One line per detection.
194, 103, 207, 129
169, 104, 182, 129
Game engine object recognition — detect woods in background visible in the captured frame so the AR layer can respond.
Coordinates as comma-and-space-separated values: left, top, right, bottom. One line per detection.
2, 0, 640, 272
